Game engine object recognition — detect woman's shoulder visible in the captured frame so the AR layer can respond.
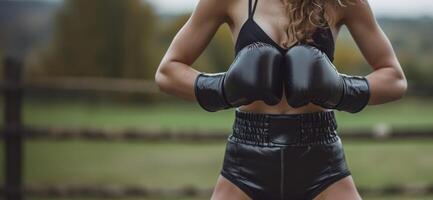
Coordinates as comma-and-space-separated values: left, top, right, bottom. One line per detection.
331, 0, 375, 26
190, 0, 236, 24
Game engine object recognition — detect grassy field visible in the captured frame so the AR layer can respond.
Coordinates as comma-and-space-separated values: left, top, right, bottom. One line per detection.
0, 140, 432, 189
5, 97, 432, 131
0, 97, 432, 199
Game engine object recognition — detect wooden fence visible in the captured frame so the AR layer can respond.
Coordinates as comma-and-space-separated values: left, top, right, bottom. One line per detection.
2, 57, 433, 199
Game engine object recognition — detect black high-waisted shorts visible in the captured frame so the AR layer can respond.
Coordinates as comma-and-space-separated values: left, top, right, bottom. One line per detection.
220, 108, 351, 200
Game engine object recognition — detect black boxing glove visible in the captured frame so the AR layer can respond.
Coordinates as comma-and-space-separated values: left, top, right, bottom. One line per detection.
283, 44, 370, 113
194, 42, 283, 112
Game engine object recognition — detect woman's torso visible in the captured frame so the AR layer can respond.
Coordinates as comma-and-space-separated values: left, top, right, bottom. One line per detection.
225, 0, 345, 114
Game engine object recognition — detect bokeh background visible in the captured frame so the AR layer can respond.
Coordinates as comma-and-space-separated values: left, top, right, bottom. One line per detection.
1, 0, 433, 200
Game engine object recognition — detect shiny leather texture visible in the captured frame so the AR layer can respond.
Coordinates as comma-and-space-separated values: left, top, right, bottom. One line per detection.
283, 45, 370, 113
221, 109, 351, 200
195, 42, 283, 112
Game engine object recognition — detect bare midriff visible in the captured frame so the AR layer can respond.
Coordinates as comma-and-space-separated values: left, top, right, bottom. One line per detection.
238, 92, 328, 114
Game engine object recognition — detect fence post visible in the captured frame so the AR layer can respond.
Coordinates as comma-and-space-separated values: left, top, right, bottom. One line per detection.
3, 57, 24, 200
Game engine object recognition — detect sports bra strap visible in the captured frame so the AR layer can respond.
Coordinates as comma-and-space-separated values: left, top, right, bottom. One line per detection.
248, 0, 259, 18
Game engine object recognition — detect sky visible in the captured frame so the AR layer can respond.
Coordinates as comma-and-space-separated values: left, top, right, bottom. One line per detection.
147, 0, 433, 17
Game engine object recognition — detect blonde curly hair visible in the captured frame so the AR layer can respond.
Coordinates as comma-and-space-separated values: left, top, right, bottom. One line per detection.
282, 0, 358, 43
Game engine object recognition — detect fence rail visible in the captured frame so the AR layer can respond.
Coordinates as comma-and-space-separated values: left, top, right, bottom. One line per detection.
1, 126, 433, 142
18, 77, 159, 94
1, 76, 433, 97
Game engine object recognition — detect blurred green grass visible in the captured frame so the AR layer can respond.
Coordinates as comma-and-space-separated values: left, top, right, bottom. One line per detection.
0, 140, 431, 189
0, 97, 432, 199
7, 97, 432, 131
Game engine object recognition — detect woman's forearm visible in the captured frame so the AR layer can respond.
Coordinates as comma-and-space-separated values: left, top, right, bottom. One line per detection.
155, 60, 200, 101
156, 60, 408, 107
365, 65, 408, 105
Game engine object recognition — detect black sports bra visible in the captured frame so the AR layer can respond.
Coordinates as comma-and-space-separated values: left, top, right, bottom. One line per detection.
235, 0, 335, 61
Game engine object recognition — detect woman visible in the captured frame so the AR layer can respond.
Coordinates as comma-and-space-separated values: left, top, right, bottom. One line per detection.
155, 0, 407, 199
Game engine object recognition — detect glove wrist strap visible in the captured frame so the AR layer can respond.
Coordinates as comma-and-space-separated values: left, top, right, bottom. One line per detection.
194, 73, 231, 112
335, 75, 370, 113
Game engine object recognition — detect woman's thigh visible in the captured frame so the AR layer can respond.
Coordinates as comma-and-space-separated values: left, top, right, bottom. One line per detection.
212, 174, 361, 200
313, 176, 362, 200
211, 175, 251, 200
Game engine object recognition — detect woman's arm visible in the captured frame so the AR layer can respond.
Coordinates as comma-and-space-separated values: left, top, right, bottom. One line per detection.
155, 0, 230, 101
340, 0, 408, 105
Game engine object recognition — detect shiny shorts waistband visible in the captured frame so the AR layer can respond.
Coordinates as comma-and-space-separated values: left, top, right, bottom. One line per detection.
230, 108, 339, 147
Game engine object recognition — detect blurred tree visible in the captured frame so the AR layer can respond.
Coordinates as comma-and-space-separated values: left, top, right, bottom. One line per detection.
21, 3, 433, 84
206, 24, 235, 72
334, 37, 366, 75
158, 14, 189, 48
333, 19, 433, 84
379, 18, 433, 84
29, 0, 157, 79
158, 14, 234, 74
